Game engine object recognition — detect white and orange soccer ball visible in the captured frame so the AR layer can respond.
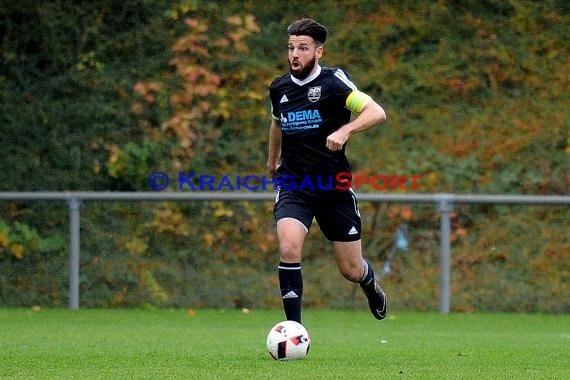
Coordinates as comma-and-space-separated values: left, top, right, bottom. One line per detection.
266, 320, 311, 360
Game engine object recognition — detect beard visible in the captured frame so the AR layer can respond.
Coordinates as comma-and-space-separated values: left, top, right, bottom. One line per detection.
289, 56, 316, 80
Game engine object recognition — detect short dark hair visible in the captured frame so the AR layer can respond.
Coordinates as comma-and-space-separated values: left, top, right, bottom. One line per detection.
287, 18, 328, 44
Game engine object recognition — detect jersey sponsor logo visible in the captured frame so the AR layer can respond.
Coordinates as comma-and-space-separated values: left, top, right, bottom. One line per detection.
279, 109, 322, 132
308, 86, 321, 102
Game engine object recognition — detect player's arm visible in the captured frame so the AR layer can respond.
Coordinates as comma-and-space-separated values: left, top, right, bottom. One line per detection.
326, 90, 386, 151
267, 117, 282, 177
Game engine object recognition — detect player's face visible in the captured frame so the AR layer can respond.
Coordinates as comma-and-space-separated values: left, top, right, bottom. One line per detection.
288, 35, 323, 80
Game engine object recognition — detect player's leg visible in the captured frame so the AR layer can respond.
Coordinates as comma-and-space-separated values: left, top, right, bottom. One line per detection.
333, 241, 387, 320
274, 190, 313, 323
333, 240, 365, 282
276, 218, 307, 323
316, 189, 387, 320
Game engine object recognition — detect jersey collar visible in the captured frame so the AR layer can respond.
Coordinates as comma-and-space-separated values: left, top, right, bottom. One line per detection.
290, 64, 321, 86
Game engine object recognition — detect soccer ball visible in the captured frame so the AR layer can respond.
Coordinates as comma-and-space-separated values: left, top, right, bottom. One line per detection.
266, 320, 311, 360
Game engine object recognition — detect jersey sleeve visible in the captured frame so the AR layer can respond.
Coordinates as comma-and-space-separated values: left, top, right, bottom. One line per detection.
333, 68, 372, 113
269, 78, 281, 120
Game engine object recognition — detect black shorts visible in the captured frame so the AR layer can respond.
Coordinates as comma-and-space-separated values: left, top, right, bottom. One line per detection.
273, 189, 362, 242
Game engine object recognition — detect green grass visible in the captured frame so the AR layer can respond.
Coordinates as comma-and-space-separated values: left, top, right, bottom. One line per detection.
0, 308, 568, 379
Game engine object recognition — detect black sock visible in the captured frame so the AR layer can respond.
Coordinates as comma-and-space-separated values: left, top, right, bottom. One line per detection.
359, 259, 376, 291
278, 262, 303, 323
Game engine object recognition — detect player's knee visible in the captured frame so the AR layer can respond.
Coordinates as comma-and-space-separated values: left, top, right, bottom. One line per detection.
338, 261, 362, 283
279, 241, 302, 262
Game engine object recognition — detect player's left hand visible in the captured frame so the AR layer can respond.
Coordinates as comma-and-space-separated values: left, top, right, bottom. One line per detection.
326, 129, 349, 151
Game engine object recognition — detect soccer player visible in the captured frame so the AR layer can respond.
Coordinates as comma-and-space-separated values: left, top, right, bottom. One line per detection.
267, 18, 388, 323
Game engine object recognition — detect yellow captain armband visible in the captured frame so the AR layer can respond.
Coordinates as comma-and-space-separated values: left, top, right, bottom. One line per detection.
345, 89, 371, 113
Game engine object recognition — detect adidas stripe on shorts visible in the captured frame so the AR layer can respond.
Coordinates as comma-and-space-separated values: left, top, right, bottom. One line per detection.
274, 188, 362, 242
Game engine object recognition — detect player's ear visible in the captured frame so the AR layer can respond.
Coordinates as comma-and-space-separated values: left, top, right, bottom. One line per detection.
315, 45, 324, 59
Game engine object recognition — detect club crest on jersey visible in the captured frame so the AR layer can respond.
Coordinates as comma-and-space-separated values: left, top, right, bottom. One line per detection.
308, 86, 321, 102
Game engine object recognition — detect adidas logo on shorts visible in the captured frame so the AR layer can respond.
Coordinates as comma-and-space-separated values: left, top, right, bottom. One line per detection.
348, 226, 358, 235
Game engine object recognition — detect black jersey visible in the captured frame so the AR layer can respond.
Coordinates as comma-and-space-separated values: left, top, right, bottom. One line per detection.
269, 65, 360, 188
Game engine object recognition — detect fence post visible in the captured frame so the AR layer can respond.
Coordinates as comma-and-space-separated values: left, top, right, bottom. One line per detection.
437, 194, 454, 314
68, 197, 81, 309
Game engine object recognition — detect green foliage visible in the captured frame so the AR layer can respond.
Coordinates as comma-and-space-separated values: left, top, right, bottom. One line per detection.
0, 218, 65, 305
0, 219, 62, 260
0, 1, 568, 311
0, 0, 179, 190
107, 140, 169, 190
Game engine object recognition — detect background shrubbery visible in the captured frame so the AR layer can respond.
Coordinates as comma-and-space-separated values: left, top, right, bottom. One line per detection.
1, 1, 568, 312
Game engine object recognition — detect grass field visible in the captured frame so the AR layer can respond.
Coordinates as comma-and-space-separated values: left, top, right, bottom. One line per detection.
0, 308, 568, 379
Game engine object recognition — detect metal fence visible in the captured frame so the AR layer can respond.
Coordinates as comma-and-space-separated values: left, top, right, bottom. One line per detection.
1, 191, 569, 313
